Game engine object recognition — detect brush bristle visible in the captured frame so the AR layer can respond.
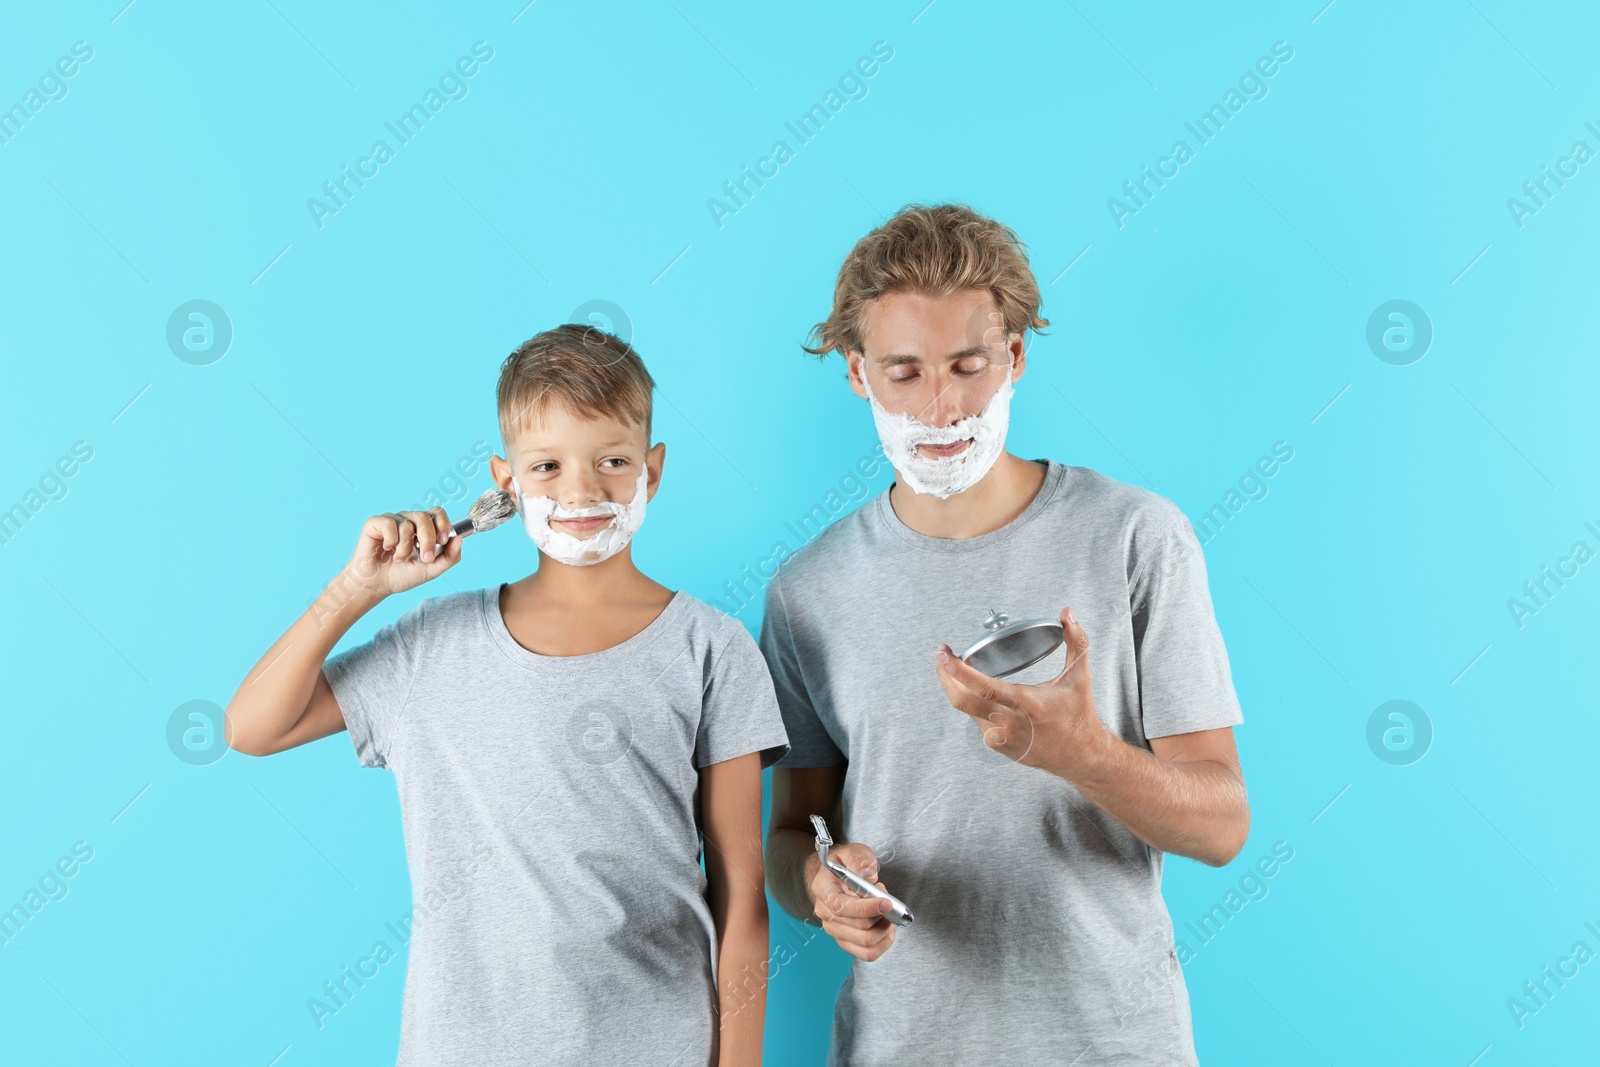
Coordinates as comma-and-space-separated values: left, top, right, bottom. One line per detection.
466, 488, 517, 532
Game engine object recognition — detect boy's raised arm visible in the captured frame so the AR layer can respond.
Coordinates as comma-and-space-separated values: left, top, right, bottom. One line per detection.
225, 507, 460, 756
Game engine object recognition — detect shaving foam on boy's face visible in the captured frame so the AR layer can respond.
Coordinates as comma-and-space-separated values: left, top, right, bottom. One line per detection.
502, 406, 655, 567
514, 463, 648, 566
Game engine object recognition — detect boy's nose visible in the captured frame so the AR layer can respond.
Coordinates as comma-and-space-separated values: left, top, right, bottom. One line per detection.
559, 470, 604, 508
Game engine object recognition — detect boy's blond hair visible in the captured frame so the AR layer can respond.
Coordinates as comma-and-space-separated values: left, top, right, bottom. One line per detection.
804, 202, 1049, 358
497, 324, 655, 446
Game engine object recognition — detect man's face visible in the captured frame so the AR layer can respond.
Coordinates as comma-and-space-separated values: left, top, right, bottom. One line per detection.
847, 289, 1024, 463
491, 406, 662, 541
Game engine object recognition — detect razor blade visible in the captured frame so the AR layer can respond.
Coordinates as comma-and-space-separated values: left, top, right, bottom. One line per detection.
810, 814, 914, 926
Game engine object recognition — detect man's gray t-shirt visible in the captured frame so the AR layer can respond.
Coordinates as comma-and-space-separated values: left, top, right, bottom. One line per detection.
758, 459, 1243, 1066
323, 585, 790, 1066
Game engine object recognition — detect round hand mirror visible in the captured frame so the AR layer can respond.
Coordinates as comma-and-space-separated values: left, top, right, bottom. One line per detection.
957, 609, 1065, 679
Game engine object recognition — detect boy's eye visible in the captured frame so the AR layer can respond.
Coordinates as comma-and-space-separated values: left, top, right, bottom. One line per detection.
531, 462, 557, 473
602, 457, 628, 469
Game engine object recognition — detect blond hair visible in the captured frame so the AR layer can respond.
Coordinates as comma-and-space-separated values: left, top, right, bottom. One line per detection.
804, 202, 1049, 358
496, 324, 654, 445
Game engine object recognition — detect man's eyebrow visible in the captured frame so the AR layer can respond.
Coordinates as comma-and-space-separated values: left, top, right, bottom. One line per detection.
874, 345, 990, 366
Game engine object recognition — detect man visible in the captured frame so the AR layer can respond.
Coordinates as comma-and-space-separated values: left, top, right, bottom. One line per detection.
760, 203, 1250, 1065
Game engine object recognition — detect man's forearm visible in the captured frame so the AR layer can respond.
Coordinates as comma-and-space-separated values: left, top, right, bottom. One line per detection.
764, 827, 821, 924
1047, 729, 1249, 867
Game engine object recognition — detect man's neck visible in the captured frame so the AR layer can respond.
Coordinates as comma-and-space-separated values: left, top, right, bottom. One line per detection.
886, 452, 1049, 540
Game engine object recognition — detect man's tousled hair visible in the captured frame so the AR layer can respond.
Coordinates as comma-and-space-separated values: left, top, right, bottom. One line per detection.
804, 202, 1049, 358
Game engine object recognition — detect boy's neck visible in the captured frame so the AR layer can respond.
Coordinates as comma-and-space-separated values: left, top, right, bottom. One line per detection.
511, 548, 672, 607
499, 548, 676, 658
886, 451, 1048, 540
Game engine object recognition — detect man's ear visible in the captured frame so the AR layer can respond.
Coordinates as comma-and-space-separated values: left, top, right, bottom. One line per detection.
1008, 333, 1027, 383
846, 349, 869, 399
645, 441, 666, 501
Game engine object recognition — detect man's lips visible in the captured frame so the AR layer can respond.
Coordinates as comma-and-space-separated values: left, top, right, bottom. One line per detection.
916, 439, 974, 458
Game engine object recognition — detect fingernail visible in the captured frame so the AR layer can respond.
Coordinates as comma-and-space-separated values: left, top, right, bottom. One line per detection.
936, 648, 949, 664
1066, 607, 1077, 626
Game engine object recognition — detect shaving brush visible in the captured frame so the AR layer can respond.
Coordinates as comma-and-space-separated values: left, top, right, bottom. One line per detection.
410, 487, 517, 559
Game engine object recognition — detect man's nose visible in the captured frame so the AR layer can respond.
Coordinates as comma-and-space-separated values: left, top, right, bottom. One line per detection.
916, 373, 967, 427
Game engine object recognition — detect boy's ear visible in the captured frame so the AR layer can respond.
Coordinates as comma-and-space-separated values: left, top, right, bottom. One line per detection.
489, 453, 514, 494
645, 441, 666, 502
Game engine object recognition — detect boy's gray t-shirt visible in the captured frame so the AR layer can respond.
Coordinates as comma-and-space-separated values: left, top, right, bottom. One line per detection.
323, 585, 789, 1067
759, 459, 1244, 1067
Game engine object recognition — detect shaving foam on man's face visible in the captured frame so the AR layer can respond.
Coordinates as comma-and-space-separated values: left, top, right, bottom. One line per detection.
857, 352, 1016, 500
851, 289, 1021, 499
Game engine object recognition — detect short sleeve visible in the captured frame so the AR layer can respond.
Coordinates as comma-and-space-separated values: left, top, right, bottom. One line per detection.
695, 621, 791, 770
1129, 505, 1244, 739
322, 601, 427, 768
757, 576, 846, 768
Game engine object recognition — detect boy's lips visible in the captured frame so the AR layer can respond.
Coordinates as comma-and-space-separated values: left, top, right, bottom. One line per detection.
553, 515, 614, 535
916, 439, 973, 458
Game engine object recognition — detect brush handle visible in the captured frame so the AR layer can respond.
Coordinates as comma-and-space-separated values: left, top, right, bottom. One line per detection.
409, 516, 475, 561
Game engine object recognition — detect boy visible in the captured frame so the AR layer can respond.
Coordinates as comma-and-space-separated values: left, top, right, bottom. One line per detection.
226, 324, 789, 1066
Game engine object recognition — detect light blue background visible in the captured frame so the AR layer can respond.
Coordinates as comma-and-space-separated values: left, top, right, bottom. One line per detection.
3, 1, 1597, 1064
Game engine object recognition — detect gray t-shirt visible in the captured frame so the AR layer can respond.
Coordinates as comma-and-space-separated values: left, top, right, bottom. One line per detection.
323, 585, 790, 1067
758, 459, 1243, 1066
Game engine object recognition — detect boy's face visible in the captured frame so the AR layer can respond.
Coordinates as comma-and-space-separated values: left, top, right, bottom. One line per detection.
846, 288, 1025, 462
490, 405, 663, 541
